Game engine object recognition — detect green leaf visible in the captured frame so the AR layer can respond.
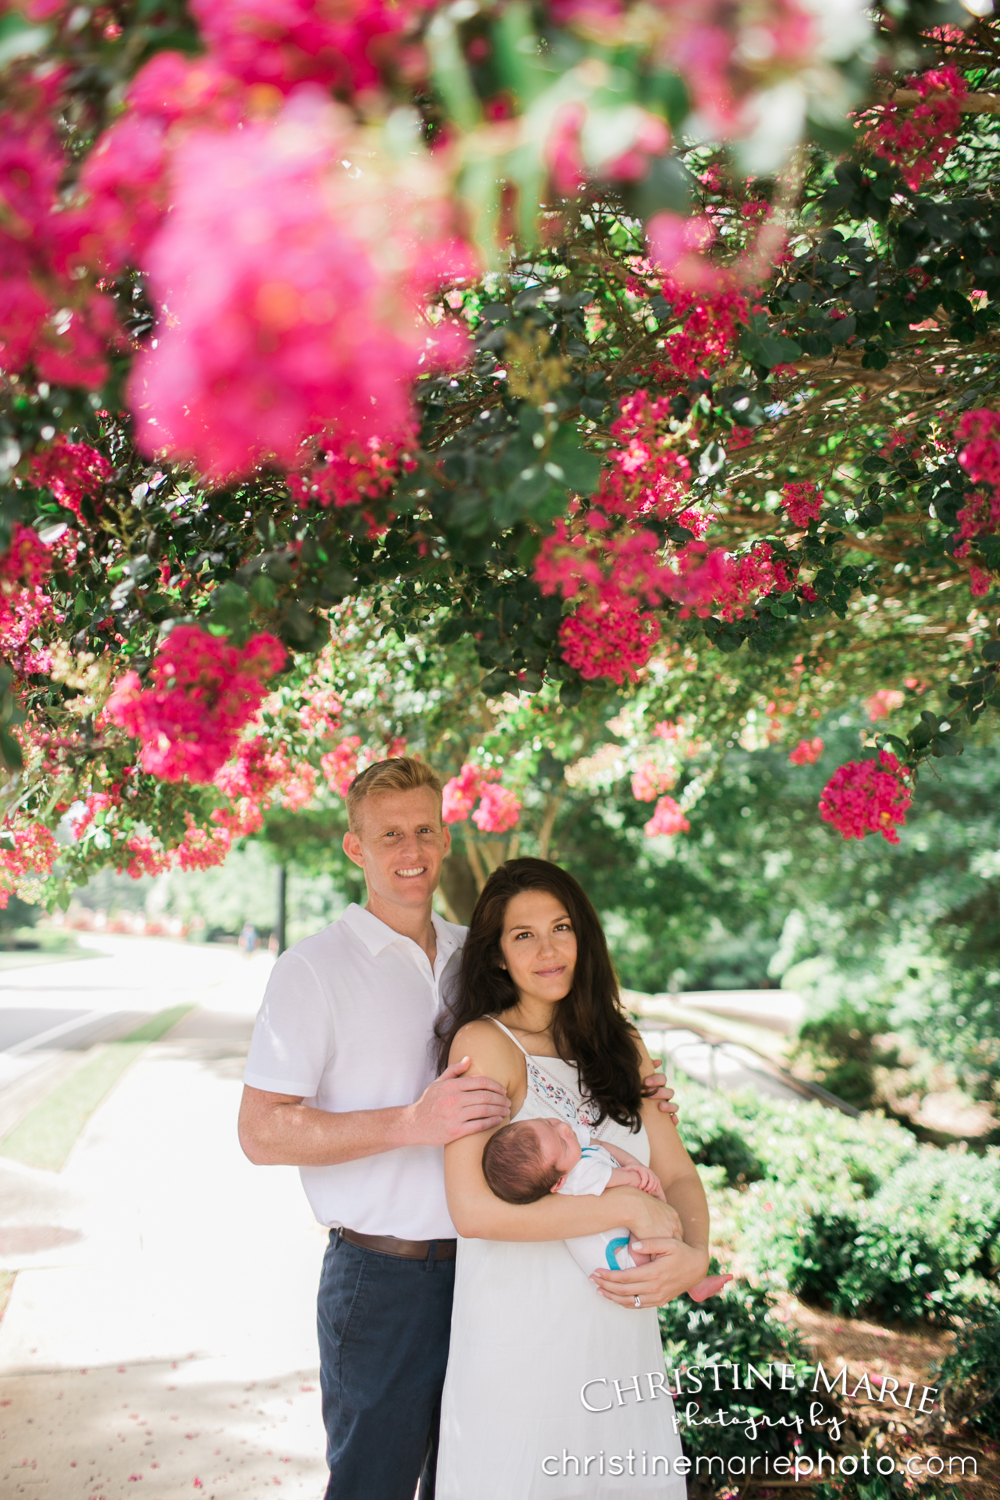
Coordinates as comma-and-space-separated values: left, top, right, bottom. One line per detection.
548, 438, 602, 497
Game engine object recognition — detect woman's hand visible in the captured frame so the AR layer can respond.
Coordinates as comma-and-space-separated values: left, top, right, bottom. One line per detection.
615, 1186, 682, 1241
590, 1238, 710, 1309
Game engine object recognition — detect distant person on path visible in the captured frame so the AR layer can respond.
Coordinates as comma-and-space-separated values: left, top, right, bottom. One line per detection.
237, 757, 681, 1500
238, 920, 258, 956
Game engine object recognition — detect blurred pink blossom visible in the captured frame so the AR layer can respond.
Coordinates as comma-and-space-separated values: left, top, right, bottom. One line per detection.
643, 795, 690, 838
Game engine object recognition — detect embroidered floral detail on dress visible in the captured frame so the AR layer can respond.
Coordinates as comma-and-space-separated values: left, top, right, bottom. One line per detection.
526, 1057, 601, 1127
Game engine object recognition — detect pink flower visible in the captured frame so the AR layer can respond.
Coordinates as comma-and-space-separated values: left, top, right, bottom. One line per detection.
631, 760, 678, 802
129, 92, 472, 479
643, 795, 690, 838
214, 735, 287, 802
280, 762, 318, 810
0, 524, 57, 676
321, 737, 362, 797
646, 212, 717, 292
176, 816, 232, 871
969, 565, 993, 597
299, 686, 343, 738
956, 408, 1000, 548
0, 822, 59, 907
819, 752, 912, 845
0, 80, 116, 388
189, 0, 428, 98
471, 783, 521, 834
780, 481, 822, 528
442, 763, 483, 823
652, 720, 681, 742
442, 762, 502, 823
105, 627, 286, 783
788, 736, 824, 766
867, 65, 966, 191
288, 436, 407, 514
29, 436, 112, 521
864, 688, 905, 723
559, 596, 661, 684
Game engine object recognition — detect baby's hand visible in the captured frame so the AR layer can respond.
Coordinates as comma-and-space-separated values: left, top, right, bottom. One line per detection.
629, 1164, 666, 1200
687, 1273, 733, 1303
608, 1164, 666, 1200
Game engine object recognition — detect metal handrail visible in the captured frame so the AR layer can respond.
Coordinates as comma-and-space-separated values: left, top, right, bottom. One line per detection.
638, 1022, 860, 1117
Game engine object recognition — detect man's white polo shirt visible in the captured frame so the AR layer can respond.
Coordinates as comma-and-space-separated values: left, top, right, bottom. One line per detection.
243, 902, 466, 1239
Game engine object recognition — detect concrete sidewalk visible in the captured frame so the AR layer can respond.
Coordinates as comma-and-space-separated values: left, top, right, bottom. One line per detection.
0, 945, 330, 1499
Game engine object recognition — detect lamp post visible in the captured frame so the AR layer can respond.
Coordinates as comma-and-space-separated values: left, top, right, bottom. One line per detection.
275, 865, 287, 955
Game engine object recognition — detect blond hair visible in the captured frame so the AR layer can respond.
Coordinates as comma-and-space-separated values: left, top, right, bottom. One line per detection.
345, 756, 443, 833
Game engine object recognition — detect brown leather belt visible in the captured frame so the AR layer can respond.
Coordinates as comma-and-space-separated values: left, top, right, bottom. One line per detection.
337, 1227, 457, 1261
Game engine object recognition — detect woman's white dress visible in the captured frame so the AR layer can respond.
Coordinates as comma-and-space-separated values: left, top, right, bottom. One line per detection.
436, 1021, 686, 1500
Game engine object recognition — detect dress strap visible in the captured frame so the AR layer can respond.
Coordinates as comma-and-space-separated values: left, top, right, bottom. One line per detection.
487, 1015, 530, 1056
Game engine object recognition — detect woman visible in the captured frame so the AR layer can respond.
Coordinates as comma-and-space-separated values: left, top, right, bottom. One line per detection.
435, 858, 712, 1499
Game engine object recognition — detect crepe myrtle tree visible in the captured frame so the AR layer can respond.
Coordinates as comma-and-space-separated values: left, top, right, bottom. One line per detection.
0, 0, 999, 911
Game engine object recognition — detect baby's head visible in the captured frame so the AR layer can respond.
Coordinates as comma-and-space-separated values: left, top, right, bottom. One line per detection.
482, 1118, 582, 1204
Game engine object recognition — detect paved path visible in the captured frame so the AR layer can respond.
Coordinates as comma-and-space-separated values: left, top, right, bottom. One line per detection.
0, 939, 330, 1499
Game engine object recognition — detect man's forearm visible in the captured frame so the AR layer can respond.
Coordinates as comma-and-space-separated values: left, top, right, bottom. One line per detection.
239, 1097, 417, 1167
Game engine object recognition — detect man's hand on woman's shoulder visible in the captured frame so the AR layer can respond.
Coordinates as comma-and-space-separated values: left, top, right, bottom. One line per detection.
403, 1057, 511, 1148
642, 1057, 679, 1122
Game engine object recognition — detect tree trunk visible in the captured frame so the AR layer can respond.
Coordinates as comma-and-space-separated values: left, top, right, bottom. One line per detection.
439, 851, 480, 925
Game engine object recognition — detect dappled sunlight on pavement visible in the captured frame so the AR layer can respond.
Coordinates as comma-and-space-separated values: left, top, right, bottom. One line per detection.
0, 938, 330, 1498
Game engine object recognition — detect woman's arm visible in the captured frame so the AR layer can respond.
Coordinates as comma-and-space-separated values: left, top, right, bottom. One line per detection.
590, 1033, 711, 1307
444, 1022, 683, 1244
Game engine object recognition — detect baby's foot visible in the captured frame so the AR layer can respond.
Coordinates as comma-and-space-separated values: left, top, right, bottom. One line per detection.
687, 1273, 733, 1303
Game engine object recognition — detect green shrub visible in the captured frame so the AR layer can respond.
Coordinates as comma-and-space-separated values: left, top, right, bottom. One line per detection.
659, 1276, 837, 1487
935, 1301, 1000, 1439
731, 1141, 1000, 1324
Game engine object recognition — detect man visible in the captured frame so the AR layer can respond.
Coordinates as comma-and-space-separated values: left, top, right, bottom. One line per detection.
238, 756, 680, 1500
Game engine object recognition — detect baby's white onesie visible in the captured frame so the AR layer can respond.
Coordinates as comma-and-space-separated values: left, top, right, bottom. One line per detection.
556, 1122, 638, 1276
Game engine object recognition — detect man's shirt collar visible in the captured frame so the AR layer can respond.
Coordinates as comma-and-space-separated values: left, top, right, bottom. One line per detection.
342, 902, 463, 962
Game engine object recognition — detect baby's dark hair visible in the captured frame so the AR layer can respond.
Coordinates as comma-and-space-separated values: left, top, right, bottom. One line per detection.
482, 1121, 562, 1205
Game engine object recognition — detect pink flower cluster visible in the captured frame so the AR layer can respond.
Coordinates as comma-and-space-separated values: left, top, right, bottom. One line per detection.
321, 736, 363, 797
472, 783, 522, 834
128, 91, 471, 479
0, 821, 59, 907
560, 597, 662, 684
0, 523, 57, 676
956, 408, 1000, 551
865, 688, 905, 723
781, 482, 822, 529
29, 436, 112, 521
868, 65, 966, 192
105, 626, 286, 783
645, 281, 748, 383
0, 79, 116, 388
788, 736, 823, 766
442, 763, 520, 833
818, 750, 912, 845
643, 795, 690, 838
188, 0, 430, 99
631, 760, 678, 802
288, 437, 409, 515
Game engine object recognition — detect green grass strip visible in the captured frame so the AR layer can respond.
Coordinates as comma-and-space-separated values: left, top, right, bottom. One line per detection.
0, 1004, 193, 1173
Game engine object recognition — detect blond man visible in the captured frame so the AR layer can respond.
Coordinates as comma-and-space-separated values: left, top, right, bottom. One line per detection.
238, 758, 676, 1500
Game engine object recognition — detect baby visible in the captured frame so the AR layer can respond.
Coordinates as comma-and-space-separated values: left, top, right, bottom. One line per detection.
482, 1116, 730, 1298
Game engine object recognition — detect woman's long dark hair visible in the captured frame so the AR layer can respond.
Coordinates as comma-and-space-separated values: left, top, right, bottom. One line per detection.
435, 858, 644, 1130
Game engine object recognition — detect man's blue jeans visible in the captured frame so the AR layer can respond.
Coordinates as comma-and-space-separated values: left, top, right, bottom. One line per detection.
317, 1230, 455, 1500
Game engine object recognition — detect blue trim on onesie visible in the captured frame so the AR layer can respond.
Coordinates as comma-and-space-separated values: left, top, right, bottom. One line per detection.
605, 1235, 630, 1270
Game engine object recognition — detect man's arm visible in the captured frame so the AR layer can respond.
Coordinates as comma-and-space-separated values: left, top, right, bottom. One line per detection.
238, 1056, 511, 1167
